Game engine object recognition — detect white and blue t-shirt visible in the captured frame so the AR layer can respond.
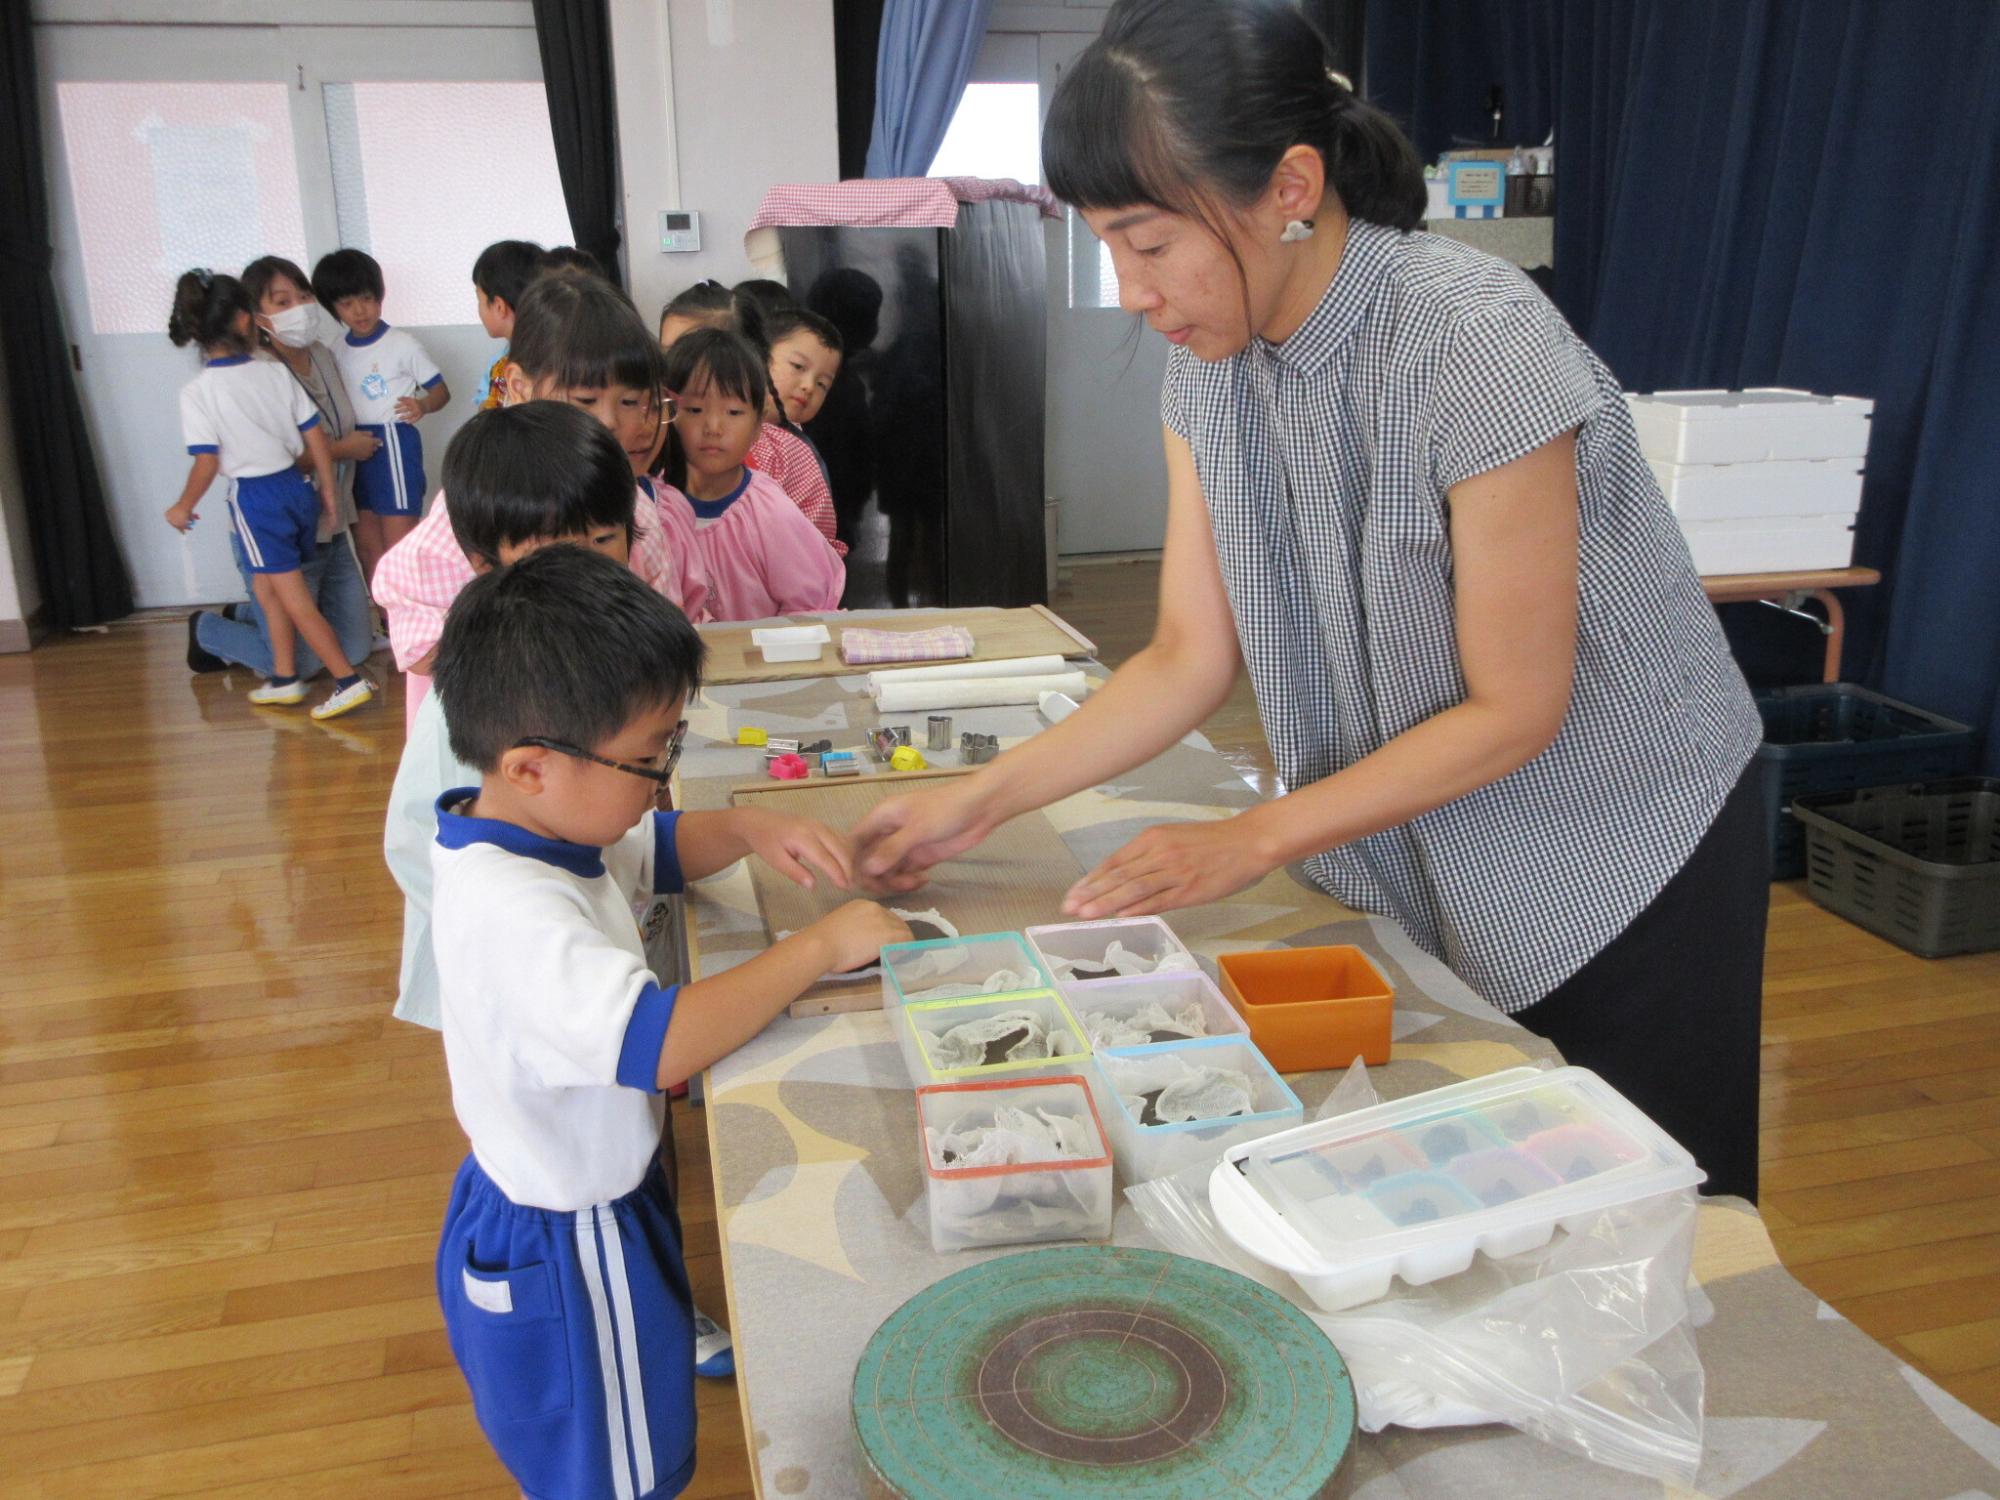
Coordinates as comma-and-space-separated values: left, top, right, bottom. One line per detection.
334, 324, 444, 425
179, 355, 321, 479
430, 794, 684, 1212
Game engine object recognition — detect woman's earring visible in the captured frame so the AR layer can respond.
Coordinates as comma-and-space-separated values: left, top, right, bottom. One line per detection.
1280, 219, 1316, 243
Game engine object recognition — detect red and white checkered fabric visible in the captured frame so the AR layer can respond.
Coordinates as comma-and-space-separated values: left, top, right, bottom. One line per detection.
748, 177, 1060, 233
839, 625, 976, 665
748, 425, 845, 555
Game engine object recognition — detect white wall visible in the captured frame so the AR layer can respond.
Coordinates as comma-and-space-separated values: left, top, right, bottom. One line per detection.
611, 0, 838, 324
0, 312, 45, 649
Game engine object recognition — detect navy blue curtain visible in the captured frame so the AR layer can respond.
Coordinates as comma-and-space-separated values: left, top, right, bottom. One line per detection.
1551, 0, 2000, 769
530, 0, 623, 280
864, 0, 995, 178
0, 0, 132, 627
1371, 0, 2000, 770
1365, 0, 1554, 163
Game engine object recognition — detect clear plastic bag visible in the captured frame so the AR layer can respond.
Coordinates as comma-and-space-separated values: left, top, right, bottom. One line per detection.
1125, 1061, 1705, 1486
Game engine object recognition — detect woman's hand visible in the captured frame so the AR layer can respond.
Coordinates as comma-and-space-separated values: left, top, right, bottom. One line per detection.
1062, 815, 1282, 919
733, 806, 854, 891
853, 777, 997, 894
333, 430, 381, 463
164, 498, 199, 533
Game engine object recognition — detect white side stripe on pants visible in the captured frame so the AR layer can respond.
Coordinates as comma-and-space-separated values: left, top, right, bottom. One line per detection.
575, 1211, 636, 1500
595, 1204, 656, 1494
229, 488, 265, 569
386, 421, 408, 510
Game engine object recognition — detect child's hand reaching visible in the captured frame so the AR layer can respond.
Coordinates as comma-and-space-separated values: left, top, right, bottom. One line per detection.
731, 807, 854, 891
812, 900, 914, 975
164, 498, 199, 533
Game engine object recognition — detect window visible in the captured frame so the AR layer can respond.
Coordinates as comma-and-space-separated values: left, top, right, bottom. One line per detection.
56, 82, 308, 335
1068, 208, 1123, 310
927, 81, 1043, 184
322, 81, 572, 325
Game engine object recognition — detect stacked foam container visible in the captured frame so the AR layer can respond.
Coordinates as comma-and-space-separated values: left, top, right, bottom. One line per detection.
1627, 387, 1873, 575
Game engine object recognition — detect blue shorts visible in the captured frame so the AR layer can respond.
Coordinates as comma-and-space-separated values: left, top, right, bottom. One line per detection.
228, 469, 319, 575
353, 422, 426, 516
437, 1156, 697, 1500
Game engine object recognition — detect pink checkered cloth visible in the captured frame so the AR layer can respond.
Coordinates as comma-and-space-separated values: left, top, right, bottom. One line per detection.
839, 625, 976, 666
748, 177, 1060, 233
748, 425, 844, 555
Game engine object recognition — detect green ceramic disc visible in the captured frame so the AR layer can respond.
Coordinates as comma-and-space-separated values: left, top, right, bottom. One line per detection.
853, 1246, 1356, 1499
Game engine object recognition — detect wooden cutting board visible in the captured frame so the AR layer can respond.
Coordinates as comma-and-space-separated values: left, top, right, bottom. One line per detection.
699, 604, 1095, 686
730, 769, 1084, 1016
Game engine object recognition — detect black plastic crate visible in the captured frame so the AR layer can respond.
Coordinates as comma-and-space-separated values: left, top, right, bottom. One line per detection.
1793, 778, 2000, 958
1755, 685, 1976, 879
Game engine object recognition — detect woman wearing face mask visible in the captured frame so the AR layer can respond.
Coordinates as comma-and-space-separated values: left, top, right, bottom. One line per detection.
856, 0, 1769, 1201
185, 255, 379, 680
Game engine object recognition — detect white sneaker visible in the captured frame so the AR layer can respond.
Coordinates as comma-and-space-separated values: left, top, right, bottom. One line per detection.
311, 677, 378, 720
693, 1311, 734, 1378
249, 678, 309, 707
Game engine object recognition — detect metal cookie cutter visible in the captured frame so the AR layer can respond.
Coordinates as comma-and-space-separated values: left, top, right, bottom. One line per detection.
926, 714, 953, 750
869, 728, 901, 763
960, 732, 999, 765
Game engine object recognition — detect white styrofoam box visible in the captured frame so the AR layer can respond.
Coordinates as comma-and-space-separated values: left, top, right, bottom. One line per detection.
1065, 971, 1251, 1050
749, 624, 830, 663
1649, 456, 1863, 521
897, 990, 1091, 1087
1092, 1038, 1303, 1184
917, 1075, 1113, 1253
1025, 916, 1197, 988
1628, 388, 1873, 466
1209, 1066, 1703, 1312
1680, 513, 1856, 576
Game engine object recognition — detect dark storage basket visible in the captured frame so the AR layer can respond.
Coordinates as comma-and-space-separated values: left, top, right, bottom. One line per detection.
1755, 685, 1976, 879
1792, 778, 2000, 958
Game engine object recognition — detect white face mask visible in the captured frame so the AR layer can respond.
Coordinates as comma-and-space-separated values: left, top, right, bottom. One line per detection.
261, 302, 321, 348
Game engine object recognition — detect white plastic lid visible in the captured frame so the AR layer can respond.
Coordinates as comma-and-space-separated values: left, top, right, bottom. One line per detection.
1216, 1067, 1703, 1273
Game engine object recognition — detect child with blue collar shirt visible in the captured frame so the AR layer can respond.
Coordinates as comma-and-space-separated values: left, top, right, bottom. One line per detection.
313, 247, 451, 582
429, 545, 910, 1498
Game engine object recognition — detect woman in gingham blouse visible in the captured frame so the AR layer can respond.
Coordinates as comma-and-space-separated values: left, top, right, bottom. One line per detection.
857, 0, 1768, 1200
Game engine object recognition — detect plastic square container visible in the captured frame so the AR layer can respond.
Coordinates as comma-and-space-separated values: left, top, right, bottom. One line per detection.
1024, 917, 1197, 986
1210, 1066, 1702, 1312
1214, 946, 1394, 1071
916, 1076, 1114, 1253
1793, 777, 2000, 958
897, 990, 1091, 1086
880, 932, 1053, 1013
1091, 1037, 1303, 1184
749, 624, 830, 663
1066, 971, 1250, 1051
1755, 685, 1976, 878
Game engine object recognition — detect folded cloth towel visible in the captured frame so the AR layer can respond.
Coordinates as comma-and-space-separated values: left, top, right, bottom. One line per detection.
840, 625, 975, 666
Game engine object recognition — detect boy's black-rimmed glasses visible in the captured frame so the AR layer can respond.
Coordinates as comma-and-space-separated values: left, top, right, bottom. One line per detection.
514, 720, 688, 796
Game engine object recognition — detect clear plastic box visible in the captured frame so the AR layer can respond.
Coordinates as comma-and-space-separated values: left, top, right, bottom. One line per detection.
1066, 971, 1250, 1050
1025, 916, 1197, 986
916, 1075, 1113, 1253
879, 932, 1053, 1014
896, 989, 1092, 1086
1091, 1037, 1303, 1184
1208, 1066, 1704, 1312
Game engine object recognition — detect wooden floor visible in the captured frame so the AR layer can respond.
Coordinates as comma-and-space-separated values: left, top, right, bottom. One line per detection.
0, 560, 1995, 1497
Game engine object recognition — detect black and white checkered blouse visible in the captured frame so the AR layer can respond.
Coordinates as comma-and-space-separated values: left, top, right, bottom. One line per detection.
1164, 219, 1762, 1012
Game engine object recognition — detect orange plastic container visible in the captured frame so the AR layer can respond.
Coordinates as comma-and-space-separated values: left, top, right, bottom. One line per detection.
1215, 945, 1394, 1072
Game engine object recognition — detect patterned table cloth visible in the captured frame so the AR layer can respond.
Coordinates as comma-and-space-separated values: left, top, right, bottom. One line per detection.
675, 642, 2000, 1499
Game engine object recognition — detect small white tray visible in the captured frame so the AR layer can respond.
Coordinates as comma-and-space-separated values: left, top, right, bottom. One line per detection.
750, 624, 830, 663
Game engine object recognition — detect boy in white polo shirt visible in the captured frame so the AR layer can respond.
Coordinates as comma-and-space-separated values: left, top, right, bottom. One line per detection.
428, 545, 905, 1498
313, 248, 450, 582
